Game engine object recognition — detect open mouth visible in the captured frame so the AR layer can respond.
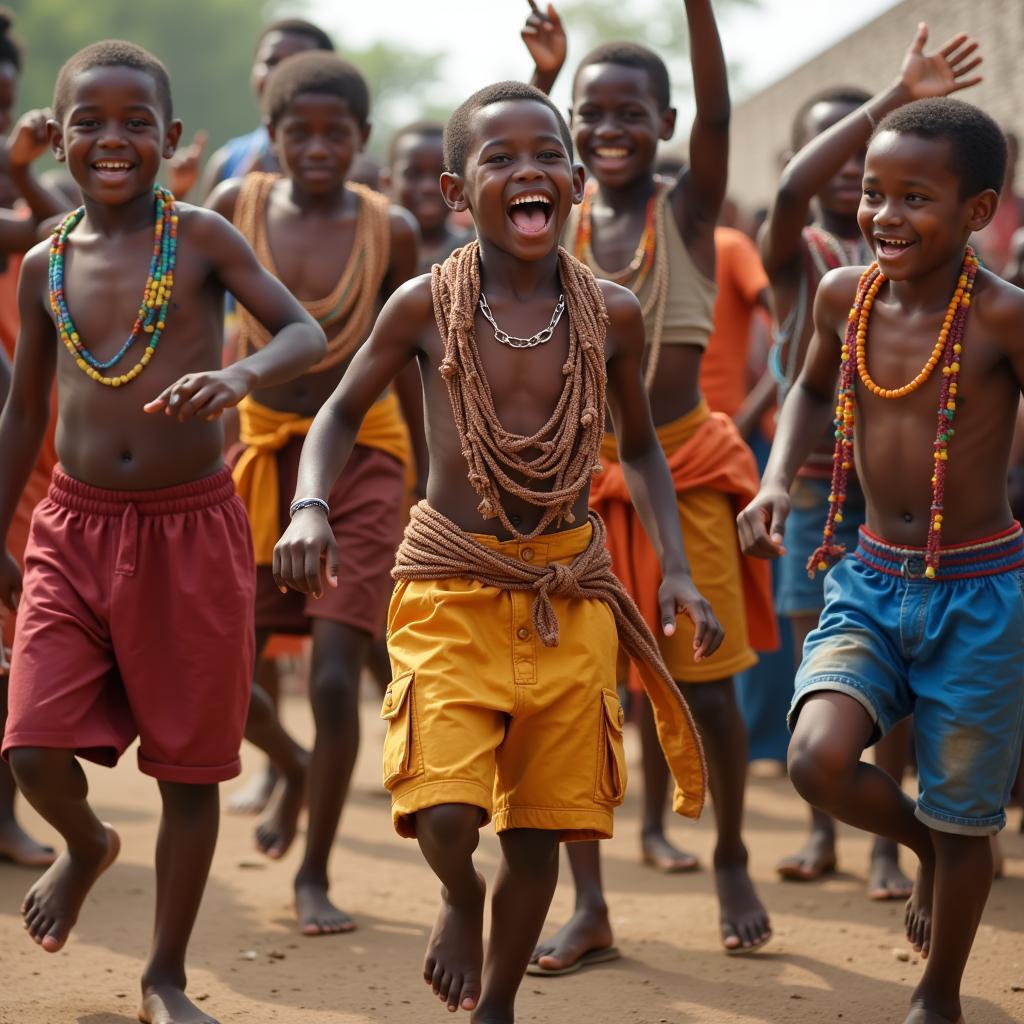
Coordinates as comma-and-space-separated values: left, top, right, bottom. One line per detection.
875, 236, 915, 258
92, 160, 135, 179
507, 192, 553, 236
593, 146, 630, 162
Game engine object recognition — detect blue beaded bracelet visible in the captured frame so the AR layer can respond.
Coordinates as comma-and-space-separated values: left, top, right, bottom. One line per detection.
289, 497, 330, 518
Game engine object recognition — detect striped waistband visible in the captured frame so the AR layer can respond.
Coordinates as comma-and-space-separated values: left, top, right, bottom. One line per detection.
855, 523, 1024, 581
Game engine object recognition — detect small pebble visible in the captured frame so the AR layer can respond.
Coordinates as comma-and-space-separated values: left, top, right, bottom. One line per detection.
240, 949, 258, 961
893, 948, 910, 962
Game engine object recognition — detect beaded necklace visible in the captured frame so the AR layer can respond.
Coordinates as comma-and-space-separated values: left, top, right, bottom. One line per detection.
808, 247, 978, 580
49, 186, 177, 387
575, 179, 658, 288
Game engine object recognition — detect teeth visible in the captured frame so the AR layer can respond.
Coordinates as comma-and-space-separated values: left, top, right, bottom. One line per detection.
878, 238, 911, 247
509, 194, 551, 207
95, 161, 132, 170
595, 147, 628, 158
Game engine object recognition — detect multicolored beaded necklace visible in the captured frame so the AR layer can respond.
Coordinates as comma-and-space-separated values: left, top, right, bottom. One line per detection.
808, 246, 978, 581
48, 186, 177, 387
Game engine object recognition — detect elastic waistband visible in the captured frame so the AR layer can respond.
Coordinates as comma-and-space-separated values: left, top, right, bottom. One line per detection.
49, 465, 237, 517
468, 520, 594, 564
856, 523, 1024, 581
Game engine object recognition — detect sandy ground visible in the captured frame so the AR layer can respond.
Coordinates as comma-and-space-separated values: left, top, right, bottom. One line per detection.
1, 690, 1022, 1024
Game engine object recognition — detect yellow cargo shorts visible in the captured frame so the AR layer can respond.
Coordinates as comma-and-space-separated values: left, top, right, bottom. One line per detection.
383, 521, 626, 842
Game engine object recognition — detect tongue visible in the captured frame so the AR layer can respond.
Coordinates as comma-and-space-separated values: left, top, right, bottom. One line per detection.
510, 205, 547, 233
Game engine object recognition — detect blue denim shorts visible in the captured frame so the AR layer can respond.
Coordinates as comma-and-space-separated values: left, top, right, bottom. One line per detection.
789, 525, 1024, 835
777, 476, 866, 618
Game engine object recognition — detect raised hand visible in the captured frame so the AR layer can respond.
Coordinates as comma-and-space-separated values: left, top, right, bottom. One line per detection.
143, 366, 250, 421
899, 23, 982, 100
659, 570, 724, 662
6, 109, 51, 170
167, 129, 209, 200
522, 1, 567, 85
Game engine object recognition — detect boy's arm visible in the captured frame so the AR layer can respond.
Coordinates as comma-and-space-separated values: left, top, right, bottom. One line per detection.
274, 277, 430, 597
522, 1, 567, 95
670, 0, 730, 249
736, 268, 853, 559
8, 110, 71, 224
603, 282, 723, 658
761, 24, 982, 277
144, 208, 326, 420
0, 247, 58, 610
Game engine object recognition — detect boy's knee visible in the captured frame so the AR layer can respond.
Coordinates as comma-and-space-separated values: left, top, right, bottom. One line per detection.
416, 803, 482, 849
787, 730, 851, 807
679, 678, 734, 724
309, 666, 360, 720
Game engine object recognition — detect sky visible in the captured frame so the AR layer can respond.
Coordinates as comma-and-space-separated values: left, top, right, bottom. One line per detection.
307, 0, 903, 116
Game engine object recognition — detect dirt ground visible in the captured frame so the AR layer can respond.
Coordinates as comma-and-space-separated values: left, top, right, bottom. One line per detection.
1, 690, 1022, 1024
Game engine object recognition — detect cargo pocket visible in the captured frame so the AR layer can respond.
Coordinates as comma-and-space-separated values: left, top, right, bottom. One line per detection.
381, 670, 421, 789
595, 688, 628, 805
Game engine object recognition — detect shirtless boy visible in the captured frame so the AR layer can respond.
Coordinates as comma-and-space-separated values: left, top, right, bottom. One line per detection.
739, 97, 1023, 1024
210, 51, 419, 936
524, 0, 776, 962
274, 80, 721, 1023
759, 23, 983, 896
0, 42, 324, 1024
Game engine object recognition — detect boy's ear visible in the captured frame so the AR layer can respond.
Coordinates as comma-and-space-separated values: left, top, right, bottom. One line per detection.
659, 107, 677, 143
966, 188, 1000, 233
47, 119, 66, 163
440, 171, 468, 212
571, 162, 586, 205
162, 119, 184, 161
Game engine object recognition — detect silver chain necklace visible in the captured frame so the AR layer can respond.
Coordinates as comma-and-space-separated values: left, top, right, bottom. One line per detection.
478, 292, 566, 349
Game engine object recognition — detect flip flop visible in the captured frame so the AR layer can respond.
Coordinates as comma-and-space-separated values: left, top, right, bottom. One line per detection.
723, 932, 772, 957
526, 946, 621, 976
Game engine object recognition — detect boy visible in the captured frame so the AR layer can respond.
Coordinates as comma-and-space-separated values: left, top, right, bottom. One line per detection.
738, 97, 1024, 1024
273, 79, 720, 1023
0, 41, 324, 1024
383, 122, 472, 274
523, 0, 777, 962
759, 24, 982, 895
210, 51, 419, 936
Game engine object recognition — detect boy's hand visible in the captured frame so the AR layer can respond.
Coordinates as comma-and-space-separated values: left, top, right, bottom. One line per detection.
273, 509, 338, 598
0, 550, 22, 613
6, 109, 51, 170
659, 570, 724, 662
522, 2, 567, 78
898, 23, 982, 100
144, 366, 252, 421
737, 488, 791, 560
167, 130, 208, 200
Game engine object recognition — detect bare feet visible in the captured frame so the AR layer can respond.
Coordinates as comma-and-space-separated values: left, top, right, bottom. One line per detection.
254, 759, 307, 860
424, 871, 485, 1012
905, 858, 934, 959
641, 831, 699, 873
139, 982, 218, 1024
0, 817, 56, 868
776, 829, 837, 882
717, 858, 772, 954
21, 824, 119, 953
903, 1000, 964, 1023
867, 839, 914, 901
226, 765, 279, 816
295, 878, 355, 936
528, 903, 617, 975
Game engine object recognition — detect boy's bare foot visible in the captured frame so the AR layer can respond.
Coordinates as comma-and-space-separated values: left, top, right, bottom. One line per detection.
528, 903, 616, 974
867, 840, 913, 900
903, 1001, 964, 1023
254, 762, 307, 859
226, 766, 279, 815
641, 831, 699, 873
905, 858, 934, 959
139, 983, 218, 1024
776, 829, 837, 881
21, 824, 119, 953
295, 879, 355, 935
424, 871, 485, 1012
717, 860, 771, 954
0, 818, 56, 868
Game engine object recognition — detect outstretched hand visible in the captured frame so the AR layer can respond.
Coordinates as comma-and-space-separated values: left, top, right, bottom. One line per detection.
143, 367, 249, 421
167, 130, 209, 200
6, 109, 51, 170
273, 509, 338, 598
899, 23, 983, 100
736, 488, 791, 561
522, 1, 567, 79
659, 570, 724, 662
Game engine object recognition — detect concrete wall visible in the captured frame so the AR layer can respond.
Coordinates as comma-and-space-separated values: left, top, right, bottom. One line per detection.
728, 0, 1024, 211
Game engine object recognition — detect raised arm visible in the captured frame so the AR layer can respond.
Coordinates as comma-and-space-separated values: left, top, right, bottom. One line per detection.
761, 24, 982, 277
522, 1, 567, 95
603, 282, 723, 657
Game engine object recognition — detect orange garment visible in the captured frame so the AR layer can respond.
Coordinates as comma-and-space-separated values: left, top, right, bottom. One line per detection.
700, 227, 768, 418
590, 405, 778, 691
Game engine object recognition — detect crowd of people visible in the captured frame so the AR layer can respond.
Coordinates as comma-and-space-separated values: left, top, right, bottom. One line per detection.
0, 3, 1021, 1023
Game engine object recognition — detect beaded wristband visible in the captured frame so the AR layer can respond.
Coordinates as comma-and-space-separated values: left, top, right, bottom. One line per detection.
289, 497, 330, 518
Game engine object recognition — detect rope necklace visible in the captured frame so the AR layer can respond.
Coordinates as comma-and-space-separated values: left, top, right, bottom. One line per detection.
49, 186, 177, 387
478, 291, 565, 348
431, 241, 608, 539
809, 246, 978, 580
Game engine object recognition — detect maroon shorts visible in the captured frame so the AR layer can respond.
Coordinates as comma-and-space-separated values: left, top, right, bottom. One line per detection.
246, 440, 405, 637
3, 466, 255, 784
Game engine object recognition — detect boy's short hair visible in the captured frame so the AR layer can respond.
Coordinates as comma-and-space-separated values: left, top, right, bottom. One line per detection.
790, 86, 871, 150
443, 81, 572, 176
256, 18, 334, 54
0, 8, 23, 72
263, 51, 370, 129
53, 41, 173, 122
572, 42, 671, 113
874, 97, 1007, 198
389, 120, 444, 165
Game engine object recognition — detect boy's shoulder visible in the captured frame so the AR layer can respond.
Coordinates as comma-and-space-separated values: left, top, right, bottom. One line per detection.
596, 277, 643, 322
388, 271, 435, 321
817, 264, 867, 318
387, 202, 419, 249
206, 175, 245, 223
971, 266, 1024, 337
